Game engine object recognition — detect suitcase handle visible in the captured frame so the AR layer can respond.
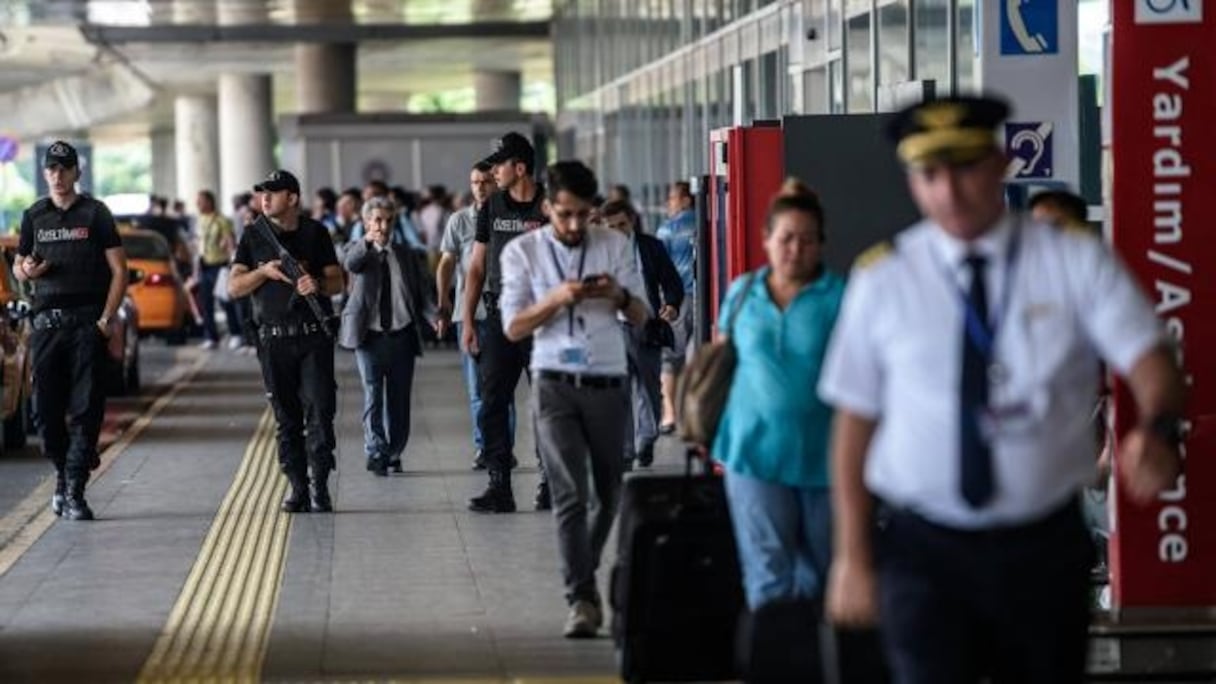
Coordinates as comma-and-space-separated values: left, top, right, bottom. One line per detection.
684, 446, 716, 478
671, 447, 725, 516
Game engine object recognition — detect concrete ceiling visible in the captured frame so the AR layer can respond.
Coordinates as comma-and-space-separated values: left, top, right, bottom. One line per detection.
0, 0, 555, 141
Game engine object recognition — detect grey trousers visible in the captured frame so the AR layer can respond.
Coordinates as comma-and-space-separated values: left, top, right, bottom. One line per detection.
532, 375, 629, 604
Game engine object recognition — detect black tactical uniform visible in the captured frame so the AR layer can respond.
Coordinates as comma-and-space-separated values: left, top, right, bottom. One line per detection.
233, 170, 340, 513
18, 141, 124, 521
469, 133, 548, 513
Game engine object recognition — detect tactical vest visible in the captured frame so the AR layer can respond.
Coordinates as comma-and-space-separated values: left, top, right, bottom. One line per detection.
28, 198, 104, 304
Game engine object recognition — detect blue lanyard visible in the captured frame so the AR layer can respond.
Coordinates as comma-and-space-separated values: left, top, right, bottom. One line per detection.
947, 226, 1022, 358
547, 236, 588, 336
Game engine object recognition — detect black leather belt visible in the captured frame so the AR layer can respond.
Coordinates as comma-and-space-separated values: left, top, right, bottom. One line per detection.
879, 497, 1081, 541
537, 370, 625, 389
366, 324, 411, 338
32, 307, 101, 331
258, 321, 325, 340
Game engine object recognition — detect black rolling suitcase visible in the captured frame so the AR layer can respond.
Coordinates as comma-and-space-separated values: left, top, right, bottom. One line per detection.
610, 450, 744, 683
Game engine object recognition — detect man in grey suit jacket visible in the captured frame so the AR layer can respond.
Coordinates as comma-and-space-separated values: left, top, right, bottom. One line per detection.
340, 196, 430, 476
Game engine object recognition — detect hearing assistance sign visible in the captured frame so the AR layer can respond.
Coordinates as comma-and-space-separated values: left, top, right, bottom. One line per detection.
1109, 0, 1214, 609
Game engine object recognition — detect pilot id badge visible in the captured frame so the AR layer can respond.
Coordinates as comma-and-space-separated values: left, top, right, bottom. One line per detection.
979, 368, 1046, 442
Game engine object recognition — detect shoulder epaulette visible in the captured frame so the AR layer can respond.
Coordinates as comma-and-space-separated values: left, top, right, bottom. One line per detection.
1060, 222, 1099, 239
854, 240, 894, 270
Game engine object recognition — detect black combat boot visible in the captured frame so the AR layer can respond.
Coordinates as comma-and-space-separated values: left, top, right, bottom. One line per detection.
62, 475, 95, 521
51, 470, 66, 517
281, 470, 310, 513
468, 470, 516, 514
534, 480, 552, 511
309, 467, 333, 513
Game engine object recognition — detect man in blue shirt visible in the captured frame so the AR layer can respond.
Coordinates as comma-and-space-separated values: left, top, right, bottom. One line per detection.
655, 181, 696, 433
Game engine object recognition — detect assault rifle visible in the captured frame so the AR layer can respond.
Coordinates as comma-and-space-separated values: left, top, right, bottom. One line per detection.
249, 215, 337, 339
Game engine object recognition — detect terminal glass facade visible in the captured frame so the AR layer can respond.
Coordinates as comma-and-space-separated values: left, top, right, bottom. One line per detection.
554, 0, 981, 226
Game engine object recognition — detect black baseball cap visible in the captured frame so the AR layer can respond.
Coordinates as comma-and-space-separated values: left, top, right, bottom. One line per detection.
887, 95, 1009, 167
253, 169, 301, 194
43, 141, 79, 169
481, 132, 534, 167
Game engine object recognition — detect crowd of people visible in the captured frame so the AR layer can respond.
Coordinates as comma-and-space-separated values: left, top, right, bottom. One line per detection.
17, 92, 1189, 679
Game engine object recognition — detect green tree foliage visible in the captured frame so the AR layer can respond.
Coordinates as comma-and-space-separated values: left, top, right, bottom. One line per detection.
94, 143, 151, 198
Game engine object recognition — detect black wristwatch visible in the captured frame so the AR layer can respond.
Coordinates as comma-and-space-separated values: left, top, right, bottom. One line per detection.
1144, 413, 1184, 447
616, 288, 632, 310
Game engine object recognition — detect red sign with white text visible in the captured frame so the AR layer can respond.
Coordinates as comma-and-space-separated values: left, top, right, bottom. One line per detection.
1109, 0, 1216, 608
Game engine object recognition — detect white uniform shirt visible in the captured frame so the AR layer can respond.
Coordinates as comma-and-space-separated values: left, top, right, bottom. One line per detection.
500, 224, 650, 377
818, 214, 1163, 529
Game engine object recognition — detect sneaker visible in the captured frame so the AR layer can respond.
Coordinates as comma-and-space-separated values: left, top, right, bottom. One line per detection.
563, 600, 602, 639
199, 339, 217, 350
226, 336, 243, 350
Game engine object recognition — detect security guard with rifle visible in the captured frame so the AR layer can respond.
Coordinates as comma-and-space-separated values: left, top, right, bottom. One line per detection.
229, 169, 344, 513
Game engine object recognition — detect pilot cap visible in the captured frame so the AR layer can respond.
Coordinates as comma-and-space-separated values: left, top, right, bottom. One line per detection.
887, 96, 1009, 167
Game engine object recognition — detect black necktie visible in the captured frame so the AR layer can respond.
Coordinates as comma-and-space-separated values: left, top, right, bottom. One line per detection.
960, 253, 994, 507
378, 250, 394, 332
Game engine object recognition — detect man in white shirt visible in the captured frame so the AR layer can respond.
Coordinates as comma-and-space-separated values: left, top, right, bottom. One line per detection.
818, 95, 1185, 682
499, 160, 649, 639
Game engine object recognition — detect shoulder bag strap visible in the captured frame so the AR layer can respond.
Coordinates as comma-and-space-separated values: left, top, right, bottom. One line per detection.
723, 271, 758, 336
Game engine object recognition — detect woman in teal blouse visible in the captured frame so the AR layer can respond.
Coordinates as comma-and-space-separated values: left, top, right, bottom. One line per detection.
714, 179, 845, 609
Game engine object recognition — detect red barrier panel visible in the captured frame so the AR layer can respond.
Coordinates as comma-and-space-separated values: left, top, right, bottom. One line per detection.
707, 125, 783, 323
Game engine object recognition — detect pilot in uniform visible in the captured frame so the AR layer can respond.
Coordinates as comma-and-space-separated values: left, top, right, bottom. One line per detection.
817, 96, 1186, 683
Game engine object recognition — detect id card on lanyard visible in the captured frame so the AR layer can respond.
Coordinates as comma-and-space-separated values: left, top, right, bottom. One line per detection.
942, 222, 1030, 439
548, 235, 590, 368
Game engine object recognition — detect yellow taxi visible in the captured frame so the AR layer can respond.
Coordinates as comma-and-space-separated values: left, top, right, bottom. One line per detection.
0, 242, 32, 451
120, 227, 191, 343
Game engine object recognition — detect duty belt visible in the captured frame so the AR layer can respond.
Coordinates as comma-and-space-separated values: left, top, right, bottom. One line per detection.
537, 370, 625, 389
258, 320, 327, 341
32, 307, 101, 331
482, 291, 500, 314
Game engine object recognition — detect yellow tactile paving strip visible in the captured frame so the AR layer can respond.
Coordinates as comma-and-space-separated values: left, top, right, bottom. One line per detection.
138, 409, 290, 683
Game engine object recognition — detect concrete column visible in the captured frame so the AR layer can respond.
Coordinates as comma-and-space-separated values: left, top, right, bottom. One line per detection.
150, 128, 177, 198
474, 70, 522, 111
295, 43, 357, 114
174, 94, 219, 203
218, 74, 274, 205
